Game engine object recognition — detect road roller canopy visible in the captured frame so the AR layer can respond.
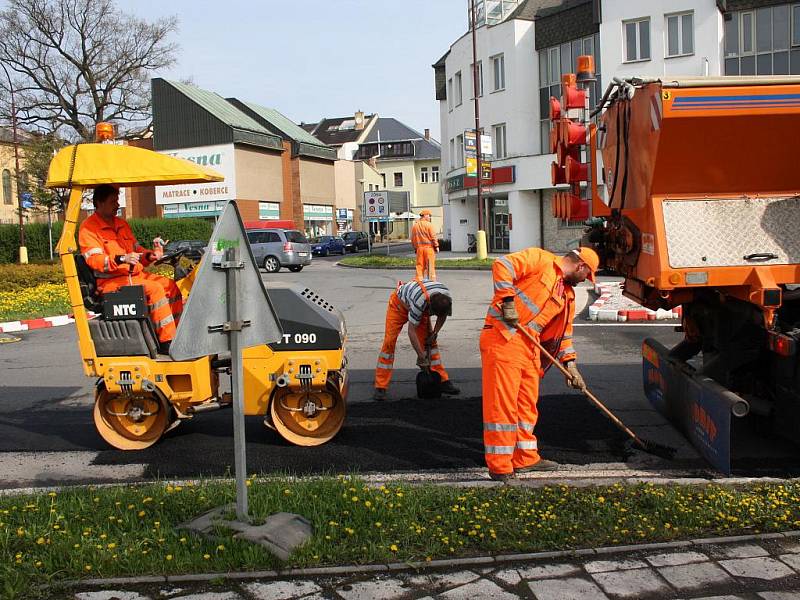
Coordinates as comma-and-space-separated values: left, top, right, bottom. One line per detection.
46, 143, 224, 188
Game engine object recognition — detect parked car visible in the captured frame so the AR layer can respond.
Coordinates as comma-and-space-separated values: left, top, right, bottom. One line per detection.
163, 239, 207, 260
311, 235, 346, 256
341, 231, 370, 253
246, 228, 312, 273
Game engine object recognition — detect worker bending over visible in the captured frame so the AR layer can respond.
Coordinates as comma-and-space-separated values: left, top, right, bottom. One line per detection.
79, 184, 183, 350
411, 209, 439, 280
374, 278, 460, 401
481, 247, 599, 481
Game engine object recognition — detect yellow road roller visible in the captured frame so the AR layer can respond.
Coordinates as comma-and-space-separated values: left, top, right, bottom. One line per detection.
50, 141, 347, 449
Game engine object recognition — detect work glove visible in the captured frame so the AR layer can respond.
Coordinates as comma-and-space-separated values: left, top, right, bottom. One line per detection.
565, 361, 586, 391
416, 353, 431, 369
501, 297, 519, 326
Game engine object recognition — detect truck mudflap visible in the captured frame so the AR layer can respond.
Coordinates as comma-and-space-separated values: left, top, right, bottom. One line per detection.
642, 338, 750, 475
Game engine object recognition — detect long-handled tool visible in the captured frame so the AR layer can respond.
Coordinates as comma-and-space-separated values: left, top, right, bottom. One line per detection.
514, 323, 677, 460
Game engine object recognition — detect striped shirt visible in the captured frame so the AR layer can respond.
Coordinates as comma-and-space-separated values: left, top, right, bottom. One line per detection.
396, 279, 451, 326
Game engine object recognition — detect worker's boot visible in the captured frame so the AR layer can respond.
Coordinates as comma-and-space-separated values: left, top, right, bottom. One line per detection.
489, 471, 516, 482
439, 380, 460, 395
516, 458, 559, 472
373, 388, 388, 402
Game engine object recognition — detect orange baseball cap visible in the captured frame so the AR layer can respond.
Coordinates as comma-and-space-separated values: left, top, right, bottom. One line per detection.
572, 247, 600, 281
419, 209, 432, 216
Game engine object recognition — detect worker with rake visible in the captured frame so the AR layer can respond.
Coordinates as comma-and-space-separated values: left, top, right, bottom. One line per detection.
481, 247, 599, 481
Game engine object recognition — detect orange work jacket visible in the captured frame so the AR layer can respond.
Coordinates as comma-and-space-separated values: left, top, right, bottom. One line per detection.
79, 213, 154, 278
411, 220, 438, 251
484, 247, 577, 366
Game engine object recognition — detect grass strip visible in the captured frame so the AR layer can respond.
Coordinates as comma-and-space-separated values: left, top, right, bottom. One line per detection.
339, 255, 494, 269
3, 477, 800, 598
0, 283, 71, 322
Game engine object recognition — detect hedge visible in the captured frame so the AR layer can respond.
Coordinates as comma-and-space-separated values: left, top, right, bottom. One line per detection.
0, 218, 213, 264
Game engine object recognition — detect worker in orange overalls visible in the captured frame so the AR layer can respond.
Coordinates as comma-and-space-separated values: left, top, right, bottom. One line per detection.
373, 278, 460, 401
79, 184, 183, 350
410, 209, 439, 280
480, 247, 599, 481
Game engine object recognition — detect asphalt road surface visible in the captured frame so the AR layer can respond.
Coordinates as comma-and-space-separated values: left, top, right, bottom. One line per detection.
1, 256, 798, 488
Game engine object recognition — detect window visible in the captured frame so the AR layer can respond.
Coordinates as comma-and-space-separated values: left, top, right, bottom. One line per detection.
381, 173, 387, 188
455, 71, 463, 106
431, 166, 440, 183
741, 11, 754, 54
420, 167, 429, 183
456, 134, 464, 167
449, 139, 455, 169
471, 61, 483, 98
2, 170, 10, 205
394, 172, 403, 187
666, 12, 694, 57
492, 123, 507, 159
491, 53, 505, 91
447, 78, 453, 111
624, 17, 651, 62
794, 5, 800, 46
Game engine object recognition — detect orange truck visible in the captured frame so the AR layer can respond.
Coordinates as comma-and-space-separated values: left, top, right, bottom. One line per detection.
551, 58, 800, 473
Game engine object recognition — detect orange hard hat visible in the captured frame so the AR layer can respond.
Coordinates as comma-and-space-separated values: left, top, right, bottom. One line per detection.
573, 247, 600, 281
419, 209, 432, 216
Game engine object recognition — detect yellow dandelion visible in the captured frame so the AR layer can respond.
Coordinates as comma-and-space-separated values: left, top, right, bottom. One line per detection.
166, 554, 173, 561
390, 544, 398, 552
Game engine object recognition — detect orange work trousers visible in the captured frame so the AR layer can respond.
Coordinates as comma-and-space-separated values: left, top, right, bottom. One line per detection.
375, 292, 448, 389
479, 326, 542, 475
98, 272, 183, 343
415, 246, 436, 281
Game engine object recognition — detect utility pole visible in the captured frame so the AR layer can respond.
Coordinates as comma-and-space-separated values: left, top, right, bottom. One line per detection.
470, 0, 487, 259
0, 63, 27, 264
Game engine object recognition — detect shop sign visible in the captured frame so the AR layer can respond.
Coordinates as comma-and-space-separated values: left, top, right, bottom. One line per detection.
303, 204, 333, 221
337, 208, 349, 220
155, 144, 236, 204
162, 200, 227, 218
446, 175, 464, 193
259, 201, 280, 220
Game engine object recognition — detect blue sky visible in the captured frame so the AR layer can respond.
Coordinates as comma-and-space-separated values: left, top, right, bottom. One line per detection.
117, 0, 469, 142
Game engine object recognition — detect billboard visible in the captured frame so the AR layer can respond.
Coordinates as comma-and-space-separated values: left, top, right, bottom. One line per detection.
155, 144, 236, 205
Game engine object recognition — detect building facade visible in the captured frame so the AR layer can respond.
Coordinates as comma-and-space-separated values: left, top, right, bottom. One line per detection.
151, 79, 337, 238
435, 0, 769, 253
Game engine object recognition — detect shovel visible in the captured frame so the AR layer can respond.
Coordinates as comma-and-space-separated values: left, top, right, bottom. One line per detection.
416, 343, 441, 399
514, 323, 677, 460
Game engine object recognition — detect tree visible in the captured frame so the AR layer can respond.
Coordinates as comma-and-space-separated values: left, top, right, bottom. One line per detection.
0, 0, 178, 141
24, 131, 67, 215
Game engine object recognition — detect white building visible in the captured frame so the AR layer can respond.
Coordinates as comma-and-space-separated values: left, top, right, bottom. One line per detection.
435, 0, 782, 253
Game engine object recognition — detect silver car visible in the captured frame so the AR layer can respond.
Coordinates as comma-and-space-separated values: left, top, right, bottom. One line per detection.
246, 228, 312, 273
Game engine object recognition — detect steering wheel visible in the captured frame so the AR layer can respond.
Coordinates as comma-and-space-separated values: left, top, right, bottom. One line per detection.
152, 247, 188, 266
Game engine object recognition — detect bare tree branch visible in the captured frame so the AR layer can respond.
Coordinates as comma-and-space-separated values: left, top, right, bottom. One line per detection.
0, 0, 177, 141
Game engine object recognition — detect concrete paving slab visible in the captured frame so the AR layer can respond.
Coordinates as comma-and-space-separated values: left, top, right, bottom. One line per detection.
74, 593, 151, 600
517, 563, 582, 580
584, 559, 648, 574
335, 578, 410, 600
492, 568, 521, 586
691, 596, 748, 600
713, 544, 770, 559
591, 568, 672, 599
527, 576, 609, 600
403, 570, 479, 590
657, 562, 735, 591
437, 579, 518, 599
757, 593, 800, 599
243, 580, 323, 599
779, 553, 800, 572
719, 557, 796, 580
169, 594, 241, 600
645, 550, 710, 567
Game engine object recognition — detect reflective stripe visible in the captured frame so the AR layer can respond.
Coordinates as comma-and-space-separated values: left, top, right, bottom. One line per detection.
487, 306, 516, 333
514, 287, 541, 317
149, 298, 169, 311
416, 241, 433, 245
102, 256, 111, 273
518, 421, 535, 432
94, 271, 118, 279
484, 422, 517, 432
556, 346, 575, 360
430, 359, 442, 366
83, 247, 103, 258
379, 352, 394, 360
485, 444, 515, 454
497, 256, 516, 280
376, 363, 393, 370
523, 321, 543, 334
516, 440, 538, 450
494, 281, 514, 291
155, 314, 175, 329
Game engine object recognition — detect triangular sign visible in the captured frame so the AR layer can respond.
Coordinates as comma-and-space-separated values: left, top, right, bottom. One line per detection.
170, 201, 283, 360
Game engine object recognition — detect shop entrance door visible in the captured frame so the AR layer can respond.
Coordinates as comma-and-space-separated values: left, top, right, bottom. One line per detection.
490, 198, 509, 252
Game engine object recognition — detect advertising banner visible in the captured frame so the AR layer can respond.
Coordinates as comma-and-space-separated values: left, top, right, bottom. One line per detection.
156, 144, 236, 205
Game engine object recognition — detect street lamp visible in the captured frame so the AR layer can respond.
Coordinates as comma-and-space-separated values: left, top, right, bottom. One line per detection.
0, 63, 27, 264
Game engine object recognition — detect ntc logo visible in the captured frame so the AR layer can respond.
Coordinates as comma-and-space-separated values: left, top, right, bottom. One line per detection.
113, 304, 138, 317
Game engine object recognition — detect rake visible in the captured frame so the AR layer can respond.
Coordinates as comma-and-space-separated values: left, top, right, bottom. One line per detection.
514, 323, 677, 461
